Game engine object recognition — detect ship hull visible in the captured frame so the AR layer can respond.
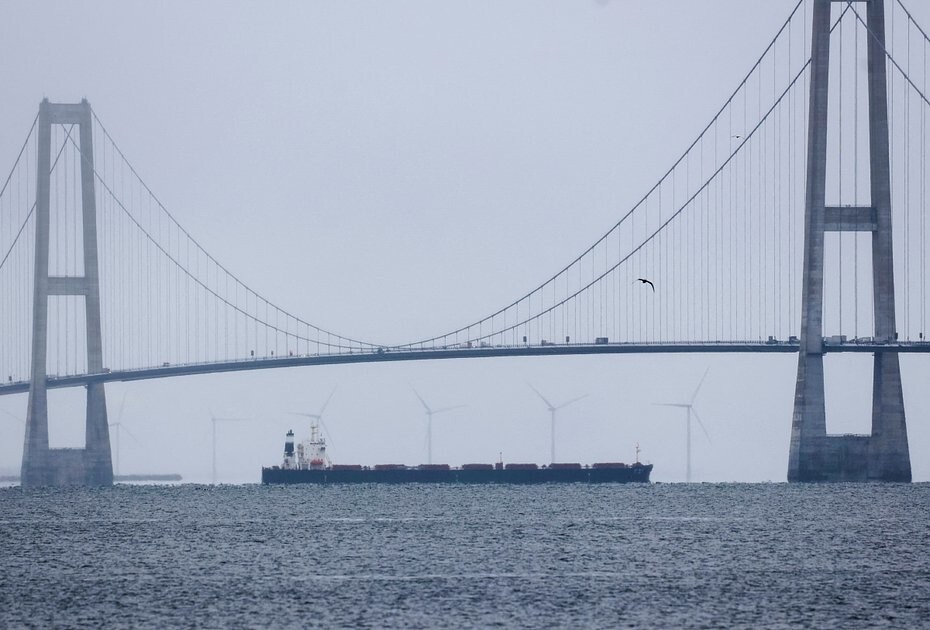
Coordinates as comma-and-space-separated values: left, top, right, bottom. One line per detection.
261, 464, 652, 484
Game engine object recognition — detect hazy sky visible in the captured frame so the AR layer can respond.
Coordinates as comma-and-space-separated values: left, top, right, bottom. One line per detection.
2, 0, 930, 482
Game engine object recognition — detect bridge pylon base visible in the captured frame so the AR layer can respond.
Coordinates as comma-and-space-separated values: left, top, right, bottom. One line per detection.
21, 383, 113, 488
789, 435, 910, 483
788, 351, 910, 483
22, 449, 113, 487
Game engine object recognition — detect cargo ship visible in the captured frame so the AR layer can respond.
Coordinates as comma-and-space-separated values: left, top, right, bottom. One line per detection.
261, 423, 652, 484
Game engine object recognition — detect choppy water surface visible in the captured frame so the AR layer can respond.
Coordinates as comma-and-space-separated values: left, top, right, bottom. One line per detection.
1, 483, 928, 628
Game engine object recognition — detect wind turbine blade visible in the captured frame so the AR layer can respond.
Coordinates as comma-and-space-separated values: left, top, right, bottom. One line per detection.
318, 418, 335, 450
120, 423, 144, 447
288, 412, 319, 418
0, 408, 24, 424
654, 402, 690, 408
117, 393, 127, 424
432, 404, 466, 415
555, 394, 588, 411
527, 384, 554, 410
318, 386, 337, 417
691, 408, 712, 442
691, 367, 711, 405
412, 388, 431, 414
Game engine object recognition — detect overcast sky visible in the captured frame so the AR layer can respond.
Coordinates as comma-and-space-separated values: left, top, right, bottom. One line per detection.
2, 0, 930, 483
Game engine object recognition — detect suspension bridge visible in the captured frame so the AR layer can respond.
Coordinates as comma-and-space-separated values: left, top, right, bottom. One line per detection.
2, 0, 929, 485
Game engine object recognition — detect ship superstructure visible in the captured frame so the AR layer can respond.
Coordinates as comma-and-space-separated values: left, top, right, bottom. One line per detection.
282, 422, 330, 471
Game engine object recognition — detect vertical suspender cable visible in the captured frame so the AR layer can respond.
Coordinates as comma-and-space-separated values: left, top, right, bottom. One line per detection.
683, 170, 688, 341
728, 103, 733, 339
889, 0, 895, 334
794, 0, 811, 334
775, 35, 781, 338
906, 17, 911, 338
855, 13, 859, 339
788, 16, 793, 335
672, 178, 676, 341
656, 185, 661, 341
715, 117, 720, 340
827, 17, 839, 335
703, 132, 708, 340
840, 11, 844, 336
744, 86, 749, 339
756, 72, 768, 335
920, 32, 927, 341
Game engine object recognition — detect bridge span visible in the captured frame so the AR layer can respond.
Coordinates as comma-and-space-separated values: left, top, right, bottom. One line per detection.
3, 340, 930, 397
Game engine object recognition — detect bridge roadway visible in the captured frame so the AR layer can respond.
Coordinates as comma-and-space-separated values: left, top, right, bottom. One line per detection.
2, 339, 930, 396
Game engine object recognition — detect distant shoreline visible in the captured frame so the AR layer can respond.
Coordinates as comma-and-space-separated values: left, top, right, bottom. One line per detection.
0, 474, 182, 483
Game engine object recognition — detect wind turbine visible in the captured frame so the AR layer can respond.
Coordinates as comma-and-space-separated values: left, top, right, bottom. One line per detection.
413, 389, 465, 465
289, 386, 338, 447
528, 385, 588, 464
655, 368, 711, 483
210, 411, 254, 484
108, 394, 141, 477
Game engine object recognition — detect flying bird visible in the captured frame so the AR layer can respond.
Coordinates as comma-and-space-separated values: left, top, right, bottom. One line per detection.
636, 278, 655, 292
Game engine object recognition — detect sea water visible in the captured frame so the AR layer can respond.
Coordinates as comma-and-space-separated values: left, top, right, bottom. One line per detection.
1, 483, 928, 628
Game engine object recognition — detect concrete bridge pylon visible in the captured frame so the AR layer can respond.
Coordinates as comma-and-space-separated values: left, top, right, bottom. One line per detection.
789, 0, 911, 482
20, 99, 112, 487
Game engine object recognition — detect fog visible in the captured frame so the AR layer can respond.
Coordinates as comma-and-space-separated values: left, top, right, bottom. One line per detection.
1, 0, 929, 482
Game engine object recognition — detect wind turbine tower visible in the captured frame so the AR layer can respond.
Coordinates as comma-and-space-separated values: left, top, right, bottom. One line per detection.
413, 390, 465, 465
107, 394, 133, 477
655, 368, 712, 483
529, 385, 587, 464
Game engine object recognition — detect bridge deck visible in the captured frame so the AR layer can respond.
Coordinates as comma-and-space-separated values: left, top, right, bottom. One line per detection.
2, 340, 929, 396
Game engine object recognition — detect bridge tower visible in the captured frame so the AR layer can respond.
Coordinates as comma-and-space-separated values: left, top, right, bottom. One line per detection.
20, 99, 112, 487
790, 0, 910, 481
